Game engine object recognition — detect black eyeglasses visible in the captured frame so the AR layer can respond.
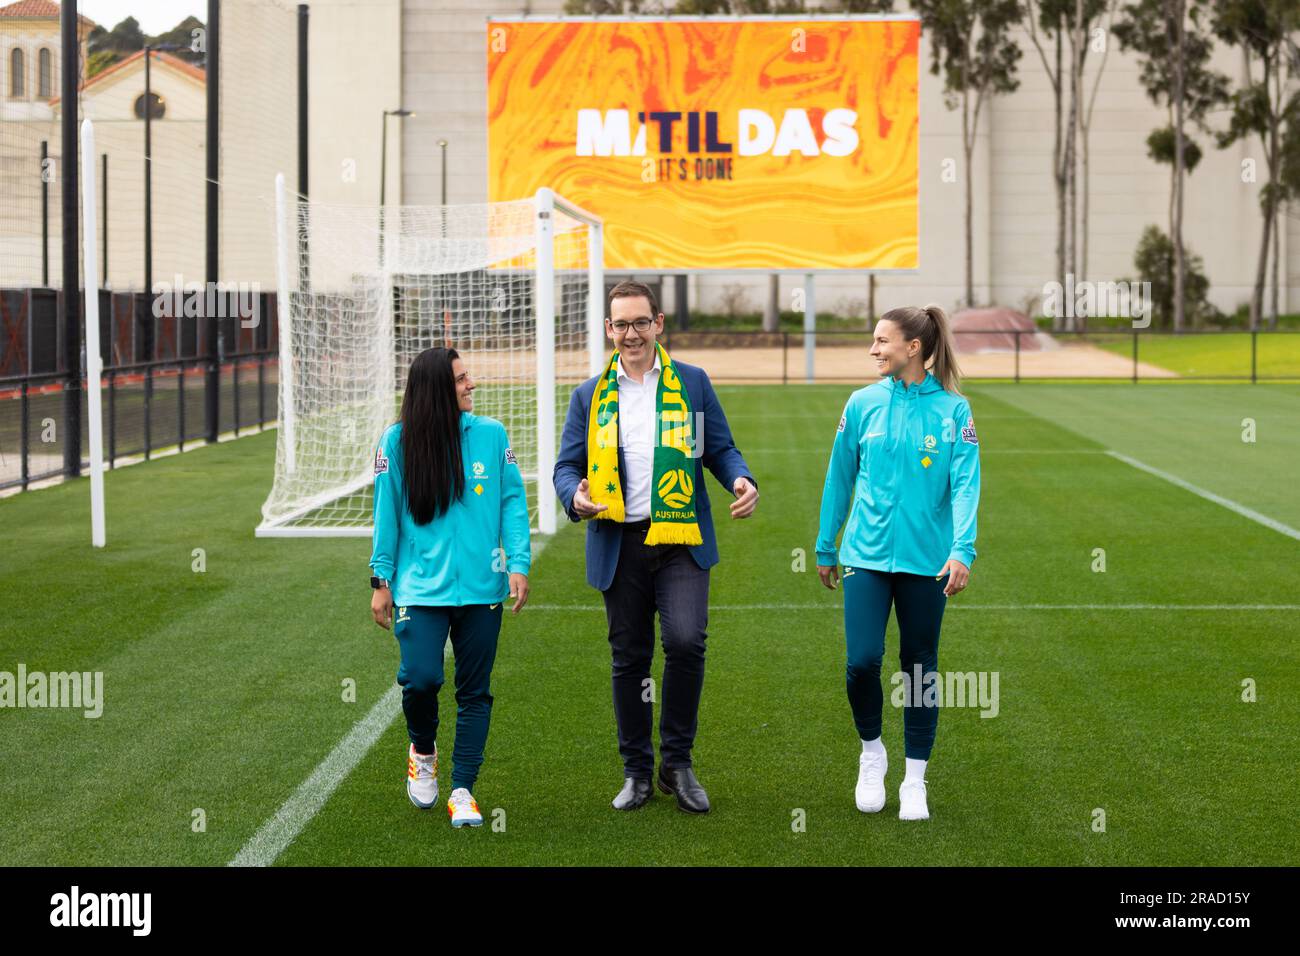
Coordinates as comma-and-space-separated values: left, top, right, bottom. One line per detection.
609, 318, 654, 333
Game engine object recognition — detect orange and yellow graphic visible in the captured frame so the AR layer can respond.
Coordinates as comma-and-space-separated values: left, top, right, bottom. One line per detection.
487, 18, 919, 271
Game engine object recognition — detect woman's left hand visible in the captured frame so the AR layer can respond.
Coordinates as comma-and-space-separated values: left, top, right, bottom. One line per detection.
937, 559, 970, 596
509, 572, 530, 614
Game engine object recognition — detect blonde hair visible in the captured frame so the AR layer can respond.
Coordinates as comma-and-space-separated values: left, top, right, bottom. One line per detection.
879, 304, 962, 395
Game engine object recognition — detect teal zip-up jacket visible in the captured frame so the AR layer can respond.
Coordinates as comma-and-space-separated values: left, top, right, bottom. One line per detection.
817, 371, 980, 576
369, 413, 531, 607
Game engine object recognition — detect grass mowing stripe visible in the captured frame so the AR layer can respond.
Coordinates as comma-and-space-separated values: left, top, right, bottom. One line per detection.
227, 536, 550, 867
1106, 450, 1300, 542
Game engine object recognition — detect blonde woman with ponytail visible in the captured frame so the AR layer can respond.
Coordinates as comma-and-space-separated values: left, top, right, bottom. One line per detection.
814, 304, 982, 821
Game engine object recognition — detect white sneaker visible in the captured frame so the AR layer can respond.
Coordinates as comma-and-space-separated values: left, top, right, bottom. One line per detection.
406, 744, 438, 809
899, 779, 930, 820
856, 749, 888, 813
447, 787, 484, 828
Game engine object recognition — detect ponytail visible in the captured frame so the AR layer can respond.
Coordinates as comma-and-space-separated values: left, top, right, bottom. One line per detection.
923, 304, 962, 395
880, 303, 963, 395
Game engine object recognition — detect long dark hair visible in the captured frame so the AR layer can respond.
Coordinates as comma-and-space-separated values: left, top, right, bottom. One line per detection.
400, 347, 464, 524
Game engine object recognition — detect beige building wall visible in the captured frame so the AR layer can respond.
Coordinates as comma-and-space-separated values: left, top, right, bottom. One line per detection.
399, 1, 1293, 320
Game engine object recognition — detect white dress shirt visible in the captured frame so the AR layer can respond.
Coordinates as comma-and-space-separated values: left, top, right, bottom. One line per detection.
616, 349, 661, 522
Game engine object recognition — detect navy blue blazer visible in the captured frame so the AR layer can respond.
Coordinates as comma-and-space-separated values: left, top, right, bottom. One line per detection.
553, 360, 756, 592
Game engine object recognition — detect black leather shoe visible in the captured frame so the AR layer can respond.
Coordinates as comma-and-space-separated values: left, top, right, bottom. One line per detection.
612, 777, 653, 810
657, 765, 710, 814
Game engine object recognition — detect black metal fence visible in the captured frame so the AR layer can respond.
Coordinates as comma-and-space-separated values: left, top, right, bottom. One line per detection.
0, 287, 281, 492
658, 328, 1300, 384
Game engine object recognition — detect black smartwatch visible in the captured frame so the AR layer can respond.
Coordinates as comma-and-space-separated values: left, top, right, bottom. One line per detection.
370, 576, 390, 590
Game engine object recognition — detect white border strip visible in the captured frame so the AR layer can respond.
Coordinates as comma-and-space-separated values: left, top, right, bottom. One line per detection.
1106, 451, 1300, 542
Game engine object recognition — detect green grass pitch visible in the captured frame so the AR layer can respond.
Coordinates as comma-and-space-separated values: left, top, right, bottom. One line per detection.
1, 382, 1297, 866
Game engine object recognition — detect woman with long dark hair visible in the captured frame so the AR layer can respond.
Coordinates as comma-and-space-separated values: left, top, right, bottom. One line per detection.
369, 347, 531, 827
816, 305, 981, 821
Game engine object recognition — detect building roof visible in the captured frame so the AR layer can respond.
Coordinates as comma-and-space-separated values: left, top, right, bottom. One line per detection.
50, 49, 206, 107
0, 0, 96, 27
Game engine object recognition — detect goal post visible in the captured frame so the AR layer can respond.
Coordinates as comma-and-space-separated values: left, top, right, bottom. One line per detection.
255, 178, 605, 538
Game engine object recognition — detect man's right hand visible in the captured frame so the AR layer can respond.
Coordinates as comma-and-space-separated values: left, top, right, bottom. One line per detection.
817, 565, 840, 590
572, 477, 608, 519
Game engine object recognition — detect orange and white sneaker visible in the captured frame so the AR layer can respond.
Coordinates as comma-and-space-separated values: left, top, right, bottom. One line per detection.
407, 744, 438, 809
447, 787, 483, 828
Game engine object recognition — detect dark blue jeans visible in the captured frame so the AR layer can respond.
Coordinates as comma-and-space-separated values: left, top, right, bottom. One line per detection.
842, 568, 948, 761
601, 521, 710, 777
393, 602, 502, 791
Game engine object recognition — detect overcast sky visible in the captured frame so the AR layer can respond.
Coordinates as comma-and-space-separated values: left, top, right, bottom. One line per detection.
80, 1, 207, 35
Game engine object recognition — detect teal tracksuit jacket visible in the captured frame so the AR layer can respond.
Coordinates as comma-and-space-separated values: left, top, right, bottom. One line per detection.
369, 413, 531, 607
817, 371, 981, 576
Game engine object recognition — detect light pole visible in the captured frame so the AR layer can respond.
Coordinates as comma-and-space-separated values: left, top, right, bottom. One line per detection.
438, 138, 447, 205
438, 138, 447, 239
379, 108, 413, 266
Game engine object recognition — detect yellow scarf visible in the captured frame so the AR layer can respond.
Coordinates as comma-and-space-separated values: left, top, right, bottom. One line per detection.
586, 343, 702, 545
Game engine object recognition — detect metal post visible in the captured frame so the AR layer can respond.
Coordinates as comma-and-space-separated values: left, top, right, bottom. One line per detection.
101, 153, 108, 283
379, 111, 388, 266
534, 187, 557, 535
20, 381, 30, 489
144, 46, 153, 355
274, 173, 297, 473
1131, 328, 1138, 384
144, 362, 152, 459
1014, 329, 1021, 384
108, 371, 115, 467
297, 3, 309, 292
60, 0, 81, 477
40, 140, 49, 286
178, 363, 185, 451
1251, 330, 1257, 384
206, 0, 221, 442
804, 272, 816, 383
587, 221, 604, 377
80, 118, 106, 546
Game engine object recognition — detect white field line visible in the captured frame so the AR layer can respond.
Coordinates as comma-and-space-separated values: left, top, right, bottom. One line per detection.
1106, 450, 1300, 543
524, 603, 1300, 612
228, 535, 550, 867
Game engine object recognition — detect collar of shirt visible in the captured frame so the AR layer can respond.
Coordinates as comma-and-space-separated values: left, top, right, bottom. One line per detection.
616, 348, 661, 385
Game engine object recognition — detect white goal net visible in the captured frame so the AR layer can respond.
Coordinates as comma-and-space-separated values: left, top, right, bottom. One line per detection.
255, 179, 604, 537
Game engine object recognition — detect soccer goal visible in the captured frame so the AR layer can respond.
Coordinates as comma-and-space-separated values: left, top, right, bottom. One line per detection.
254, 175, 604, 538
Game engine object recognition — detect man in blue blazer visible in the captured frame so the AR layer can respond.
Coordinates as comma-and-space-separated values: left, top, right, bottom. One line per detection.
553, 281, 759, 814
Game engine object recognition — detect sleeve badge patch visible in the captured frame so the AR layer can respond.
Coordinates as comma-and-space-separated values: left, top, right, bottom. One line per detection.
505, 447, 518, 466
837, 415, 846, 433
374, 449, 389, 475
961, 418, 979, 445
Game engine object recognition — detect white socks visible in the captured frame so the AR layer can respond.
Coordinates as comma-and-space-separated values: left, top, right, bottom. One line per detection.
863, 740, 928, 784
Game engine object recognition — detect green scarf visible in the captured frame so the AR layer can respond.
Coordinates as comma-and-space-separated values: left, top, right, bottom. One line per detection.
587, 342, 702, 545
